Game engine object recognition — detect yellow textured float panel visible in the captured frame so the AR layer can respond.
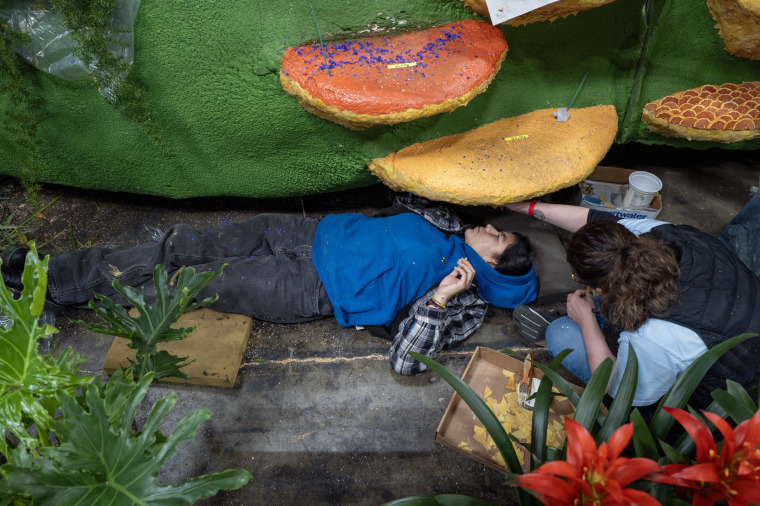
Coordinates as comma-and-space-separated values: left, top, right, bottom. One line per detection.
368, 105, 618, 206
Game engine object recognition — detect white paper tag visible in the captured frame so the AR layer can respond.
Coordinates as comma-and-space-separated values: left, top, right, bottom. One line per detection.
525, 377, 541, 408
484, 0, 560, 25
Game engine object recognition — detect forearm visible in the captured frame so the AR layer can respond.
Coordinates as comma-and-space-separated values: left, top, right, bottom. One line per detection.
507, 201, 590, 232
578, 317, 616, 391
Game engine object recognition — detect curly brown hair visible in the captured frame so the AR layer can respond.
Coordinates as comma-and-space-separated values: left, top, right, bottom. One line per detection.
567, 221, 681, 331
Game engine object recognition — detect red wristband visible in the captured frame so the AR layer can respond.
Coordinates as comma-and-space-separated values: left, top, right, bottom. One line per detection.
528, 201, 537, 217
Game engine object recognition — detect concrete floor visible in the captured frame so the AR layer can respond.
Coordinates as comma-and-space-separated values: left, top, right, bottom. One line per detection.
10, 144, 759, 505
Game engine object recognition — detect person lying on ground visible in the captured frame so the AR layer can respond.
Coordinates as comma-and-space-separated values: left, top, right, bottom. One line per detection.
1, 194, 537, 375
506, 200, 760, 418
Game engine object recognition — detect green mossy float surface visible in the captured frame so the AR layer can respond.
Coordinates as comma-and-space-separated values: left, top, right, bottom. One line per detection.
0, 0, 757, 199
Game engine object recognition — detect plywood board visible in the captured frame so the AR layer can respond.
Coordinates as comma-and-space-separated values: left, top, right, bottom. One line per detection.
103, 307, 252, 388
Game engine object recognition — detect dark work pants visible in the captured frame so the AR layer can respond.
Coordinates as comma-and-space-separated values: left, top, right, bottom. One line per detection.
46, 214, 334, 323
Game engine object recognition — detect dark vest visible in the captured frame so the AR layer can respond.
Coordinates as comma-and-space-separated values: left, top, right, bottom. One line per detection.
603, 224, 760, 415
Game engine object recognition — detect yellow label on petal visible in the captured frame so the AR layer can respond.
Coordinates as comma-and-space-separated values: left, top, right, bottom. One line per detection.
387, 62, 417, 69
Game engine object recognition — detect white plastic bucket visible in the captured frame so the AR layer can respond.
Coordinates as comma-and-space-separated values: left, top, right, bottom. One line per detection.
622, 171, 662, 208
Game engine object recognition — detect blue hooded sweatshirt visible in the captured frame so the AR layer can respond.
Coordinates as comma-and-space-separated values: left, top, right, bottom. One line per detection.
312, 212, 537, 327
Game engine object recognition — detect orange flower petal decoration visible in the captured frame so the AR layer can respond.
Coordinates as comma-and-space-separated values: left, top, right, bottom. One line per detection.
511, 473, 578, 504
511, 419, 662, 505
651, 407, 760, 505
662, 407, 717, 460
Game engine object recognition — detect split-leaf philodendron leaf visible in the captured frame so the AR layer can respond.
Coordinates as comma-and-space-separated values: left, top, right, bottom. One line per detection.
0, 242, 92, 457
0, 370, 252, 504
76, 264, 225, 380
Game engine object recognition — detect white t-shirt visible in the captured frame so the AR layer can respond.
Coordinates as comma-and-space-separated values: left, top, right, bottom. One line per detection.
607, 219, 708, 405
609, 319, 707, 405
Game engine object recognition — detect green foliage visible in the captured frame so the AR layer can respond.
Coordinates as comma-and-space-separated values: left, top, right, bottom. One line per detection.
711, 379, 758, 422
0, 251, 251, 504
527, 350, 572, 467
0, 370, 252, 505
0, 242, 92, 457
0, 23, 45, 211
408, 332, 758, 506
647, 332, 757, 440
48, 0, 163, 148
76, 264, 225, 380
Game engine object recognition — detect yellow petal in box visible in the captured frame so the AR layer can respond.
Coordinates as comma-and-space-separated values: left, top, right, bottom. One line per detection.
434, 347, 584, 473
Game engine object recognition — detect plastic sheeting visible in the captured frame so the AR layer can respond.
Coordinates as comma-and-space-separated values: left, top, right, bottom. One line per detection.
0, 0, 140, 83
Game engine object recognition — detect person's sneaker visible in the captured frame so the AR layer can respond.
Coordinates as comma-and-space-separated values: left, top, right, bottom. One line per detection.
0, 245, 29, 291
513, 305, 556, 342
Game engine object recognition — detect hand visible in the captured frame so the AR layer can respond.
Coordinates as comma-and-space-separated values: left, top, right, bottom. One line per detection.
433, 258, 476, 305
566, 289, 597, 327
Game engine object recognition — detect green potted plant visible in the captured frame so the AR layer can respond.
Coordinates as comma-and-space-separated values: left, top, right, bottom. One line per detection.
384, 330, 758, 505
0, 244, 251, 505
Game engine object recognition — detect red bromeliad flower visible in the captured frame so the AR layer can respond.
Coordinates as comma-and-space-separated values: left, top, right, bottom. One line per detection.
646, 407, 760, 506
510, 418, 661, 505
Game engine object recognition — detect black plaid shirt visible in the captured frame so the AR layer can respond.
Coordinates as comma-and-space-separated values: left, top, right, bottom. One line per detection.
386, 195, 489, 375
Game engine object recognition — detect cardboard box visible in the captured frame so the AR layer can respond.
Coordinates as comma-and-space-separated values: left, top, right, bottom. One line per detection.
579, 166, 662, 219
435, 347, 580, 472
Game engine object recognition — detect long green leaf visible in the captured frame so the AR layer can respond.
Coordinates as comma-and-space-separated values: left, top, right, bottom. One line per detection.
596, 344, 638, 444
409, 352, 534, 506
529, 350, 572, 467
650, 333, 758, 440
573, 358, 613, 432
659, 440, 685, 465
630, 408, 658, 461
409, 352, 519, 471
711, 380, 757, 423
530, 349, 606, 429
